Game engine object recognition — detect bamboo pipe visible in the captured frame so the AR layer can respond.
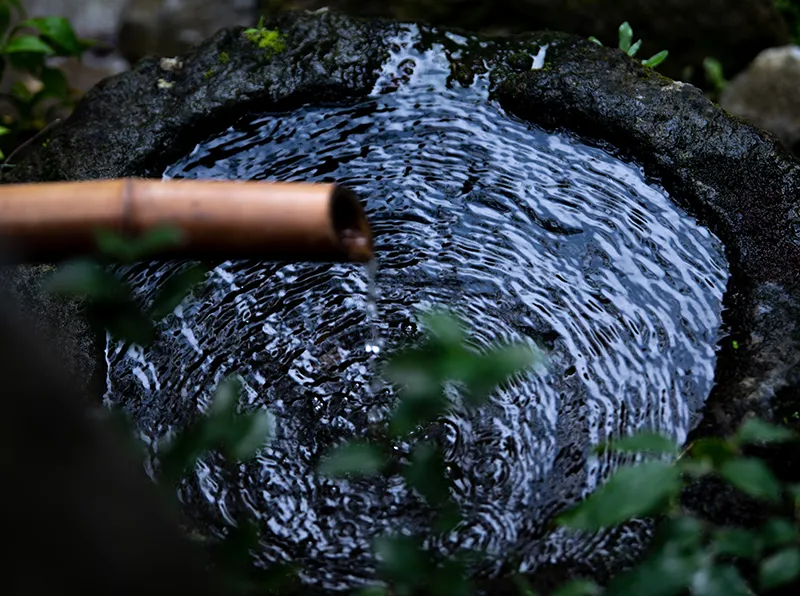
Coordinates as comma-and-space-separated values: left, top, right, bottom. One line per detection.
0, 178, 373, 263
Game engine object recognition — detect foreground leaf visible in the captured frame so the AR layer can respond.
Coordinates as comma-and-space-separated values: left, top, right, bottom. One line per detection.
45, 260, 128, 301
3, 34, 54, 54
712, 528, 762, 560
600, 432, 678, 455
404, 441, 450, 508
20, 16, 81, 55
554, 579, 602, 596
94, 226, 184, 262
607, 544, 702, 596
149, 264, 207, 320
736, 418, 795, 445
719, 458, 782, 503
693, 565, 751, 596
374, 535, 430, 587
319, 442, 385, 477
558, 461, 681, 529
760, 547, 800, 591
761, 518, 798, 550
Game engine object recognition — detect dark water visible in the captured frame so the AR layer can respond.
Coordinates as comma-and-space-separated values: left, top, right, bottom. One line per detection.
105, 27, 729, 590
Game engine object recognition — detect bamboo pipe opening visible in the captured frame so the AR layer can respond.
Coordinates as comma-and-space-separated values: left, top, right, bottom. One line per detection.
0, 179, 374, 264
331, 184, 373, 263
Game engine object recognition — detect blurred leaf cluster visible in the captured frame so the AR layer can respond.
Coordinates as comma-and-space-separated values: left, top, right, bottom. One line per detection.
553, 417, 800, 596
0, 1, 93, 159
320, 310, 543, 595
45, 226, 207, 347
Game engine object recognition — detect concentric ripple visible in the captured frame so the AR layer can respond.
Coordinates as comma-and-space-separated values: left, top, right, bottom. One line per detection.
105, 27, 729, 590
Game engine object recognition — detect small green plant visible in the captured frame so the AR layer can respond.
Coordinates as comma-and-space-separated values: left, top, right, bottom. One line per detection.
242, 16, 285, 55
589, 21, 669, 69
219, 51, 230, 64
0, 1, 94, 151
703, 57, 728, 95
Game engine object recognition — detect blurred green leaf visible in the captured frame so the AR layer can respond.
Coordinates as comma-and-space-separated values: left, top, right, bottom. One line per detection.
374, 535, 430, 588
618, 21, 633, 53
627, 39, 642, 57
703, 57, 727, 93
0, 125, 10, 136
99, 301, 156, 346
761, 518, 797, 550
736, 418, 795, 445
422, 310, 465, 346
462, 343, 539, 405
599, 432, 678, 455
19, 16, 81, 55
37, 66, 69, 101
607, 545, 701, 596
719, 458, 782, 503
95, 226, 184, 262
3, 34, 54, 54
404, 441, 450, 508
553, 579, 602, 596
643, 50, 669, 68
228, 411, 272, 460
712, 528, 762, 560
389, 389, 447, 437
429, 557, 472, 596
149, 264, 207, 320
211, 376, 242, 417
689, 437, 736, 468
558, 462, 681, 529
512, 574, 538, 596
356, 587, 389, 596
319, 441, 385, 477
760, 547, 800, 591
588, 36, 603, 46
159, 375, 272, 482
693, 565, 751, 596
45, 259, 128, 300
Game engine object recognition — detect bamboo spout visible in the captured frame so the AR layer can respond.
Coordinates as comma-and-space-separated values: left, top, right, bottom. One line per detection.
0, 179, 373, 263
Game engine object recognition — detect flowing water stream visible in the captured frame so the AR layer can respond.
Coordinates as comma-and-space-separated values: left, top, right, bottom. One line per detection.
105, 27, 729, 590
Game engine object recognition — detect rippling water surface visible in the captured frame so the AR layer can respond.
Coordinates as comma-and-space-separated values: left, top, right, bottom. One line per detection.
105, 28, 729, 590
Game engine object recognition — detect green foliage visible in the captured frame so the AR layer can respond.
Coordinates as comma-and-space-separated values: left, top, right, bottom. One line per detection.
243, 16, 285, 55
45, 227, 207, 346
313, 310, 542, 594
319, 441, 385, 477
0, 3, 93, 150
158, 376, 273, 484
555, 416, 800, 596
588, 21, 669, 69
703, 57, 727, 95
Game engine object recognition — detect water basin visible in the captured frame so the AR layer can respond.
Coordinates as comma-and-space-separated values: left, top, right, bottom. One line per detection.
104, 28, 729, 590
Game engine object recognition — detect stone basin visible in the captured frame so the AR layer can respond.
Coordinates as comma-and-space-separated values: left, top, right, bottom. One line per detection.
7, 8, 800, 592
